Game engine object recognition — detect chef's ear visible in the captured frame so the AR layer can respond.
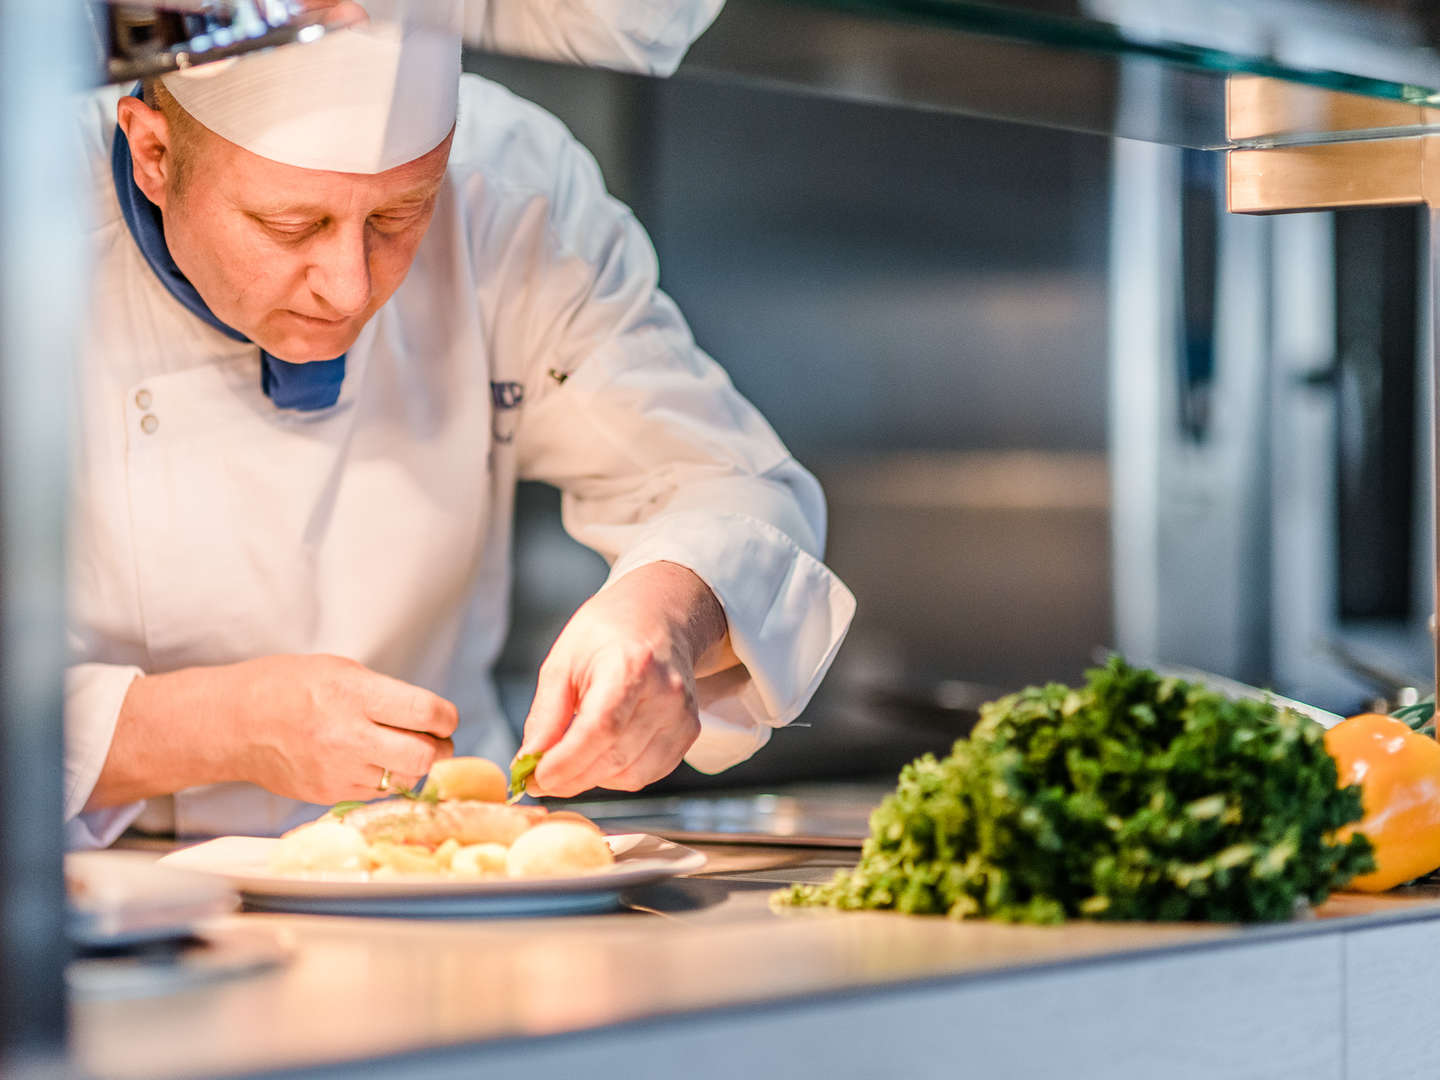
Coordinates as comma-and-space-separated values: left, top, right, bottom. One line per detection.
116, 94, 176, 211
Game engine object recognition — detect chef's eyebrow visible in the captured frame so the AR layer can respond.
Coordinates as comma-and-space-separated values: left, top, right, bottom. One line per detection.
245, 181, 441, 218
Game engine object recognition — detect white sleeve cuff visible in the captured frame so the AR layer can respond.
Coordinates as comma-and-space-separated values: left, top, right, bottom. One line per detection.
67, 804, 146, 850
65, 662, 146, 849
465, 0, 724, 76
603, 510, 856, 773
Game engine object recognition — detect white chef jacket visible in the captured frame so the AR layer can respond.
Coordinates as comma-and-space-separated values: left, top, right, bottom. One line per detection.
66, 72, 854, 848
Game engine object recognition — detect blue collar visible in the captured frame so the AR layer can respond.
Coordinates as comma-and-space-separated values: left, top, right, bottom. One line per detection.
111, 93, 346, 411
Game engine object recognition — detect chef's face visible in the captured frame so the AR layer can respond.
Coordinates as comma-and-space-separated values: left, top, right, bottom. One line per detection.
117, 93, 453, 363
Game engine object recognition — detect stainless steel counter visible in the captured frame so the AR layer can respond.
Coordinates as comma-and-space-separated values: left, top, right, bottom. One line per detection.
73, 844, 1440, 1080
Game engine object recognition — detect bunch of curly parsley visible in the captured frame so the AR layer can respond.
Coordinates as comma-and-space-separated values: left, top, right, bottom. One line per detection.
779, 658, 1374, 923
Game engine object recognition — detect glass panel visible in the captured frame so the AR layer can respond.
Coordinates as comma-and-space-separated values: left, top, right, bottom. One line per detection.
787, 0, 1440, 103
675, 0, 1440, 149
2, 3, 88, 1065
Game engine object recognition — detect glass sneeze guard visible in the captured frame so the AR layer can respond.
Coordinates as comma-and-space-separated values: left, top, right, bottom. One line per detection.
674, 0, 1440, 150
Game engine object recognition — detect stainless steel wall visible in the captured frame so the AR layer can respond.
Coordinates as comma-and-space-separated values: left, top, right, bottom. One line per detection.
468, 55, 1114, 785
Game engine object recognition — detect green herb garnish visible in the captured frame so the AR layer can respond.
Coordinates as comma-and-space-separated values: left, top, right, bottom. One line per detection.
330, 779, 437, 820
1391, 696, 1437, 738
393, 780, 439, 804
777, 657, 1374, 924
508, 752, 543, 803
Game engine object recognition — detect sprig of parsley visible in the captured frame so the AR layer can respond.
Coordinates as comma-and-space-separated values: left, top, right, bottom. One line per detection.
328, 779, 438, 820
508, 752, 543, 803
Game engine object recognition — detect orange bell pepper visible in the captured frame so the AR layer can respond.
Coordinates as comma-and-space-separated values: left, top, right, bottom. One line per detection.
1324, 713, 1440, 892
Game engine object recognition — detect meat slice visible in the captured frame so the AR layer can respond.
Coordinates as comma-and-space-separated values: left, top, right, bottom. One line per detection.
338, 799, 549, 847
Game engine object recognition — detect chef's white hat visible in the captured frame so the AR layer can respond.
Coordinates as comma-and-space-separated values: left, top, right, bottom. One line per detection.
161, 3, 460, 175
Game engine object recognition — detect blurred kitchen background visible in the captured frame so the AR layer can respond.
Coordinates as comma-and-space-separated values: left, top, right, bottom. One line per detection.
469, 0, 1439, 792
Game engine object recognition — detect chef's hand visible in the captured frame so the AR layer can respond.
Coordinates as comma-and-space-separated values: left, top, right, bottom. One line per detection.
520, 562, 738, 797
88, 654, 457, 810
228, 654, 458, 804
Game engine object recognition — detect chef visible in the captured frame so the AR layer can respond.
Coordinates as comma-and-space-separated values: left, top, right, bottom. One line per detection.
66, 4, 855, 847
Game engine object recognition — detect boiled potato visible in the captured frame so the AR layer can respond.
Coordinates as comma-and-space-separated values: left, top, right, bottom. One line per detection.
269, 820, 369, 873
433, 838, 461, 870
506, 822, 615, 878
425, 757, 507, 802
450, 842, 510, 877
367, 841, 445, 874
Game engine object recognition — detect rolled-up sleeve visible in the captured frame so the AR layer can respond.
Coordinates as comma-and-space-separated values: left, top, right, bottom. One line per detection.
65, 661, 146, 848
509, 134, 855, 773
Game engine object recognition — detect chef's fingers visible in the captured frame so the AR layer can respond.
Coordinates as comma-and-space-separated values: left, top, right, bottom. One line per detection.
363, 725, 454, 790
595, 708, 700, 792
331, 756, 430, 804
337, 769, 418, 803
519, 657, 580, 757
532, 660, 647, 797
589, 704, 667, 792
362, 671, 459, 738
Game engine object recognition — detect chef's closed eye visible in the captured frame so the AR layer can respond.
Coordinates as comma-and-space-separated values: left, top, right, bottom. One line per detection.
367, 199, 435, 234
251, 214, 322, 241
367, 211, 423, 234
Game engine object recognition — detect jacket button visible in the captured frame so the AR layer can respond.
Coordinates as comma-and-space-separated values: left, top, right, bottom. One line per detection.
140, 414, 159, 435
134, 388, 152, 410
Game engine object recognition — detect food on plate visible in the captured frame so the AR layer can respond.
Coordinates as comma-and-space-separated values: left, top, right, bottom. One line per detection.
776, 658, 1374, 924
266, 756, 616, 880
271, 813, 615, 880
269, 820, 372, 873
508, 751, 543, 803
367, 840, 448, 875
337, 796, 547, 847
1323, 712, 1440, 891
450, 842, 510, 876
424, 756, 508, 802
506, 822, 615, 878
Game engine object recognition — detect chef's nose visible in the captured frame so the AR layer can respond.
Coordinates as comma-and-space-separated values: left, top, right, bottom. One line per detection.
305, 223, 372, 318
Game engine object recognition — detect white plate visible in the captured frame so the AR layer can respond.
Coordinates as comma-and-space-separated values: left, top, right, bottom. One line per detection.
67, 850, 238, 948
158, 833, 706, 917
